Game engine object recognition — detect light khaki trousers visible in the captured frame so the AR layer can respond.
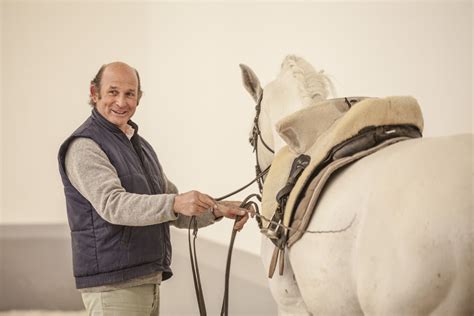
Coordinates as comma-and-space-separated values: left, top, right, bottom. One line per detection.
81, 284, 160, 316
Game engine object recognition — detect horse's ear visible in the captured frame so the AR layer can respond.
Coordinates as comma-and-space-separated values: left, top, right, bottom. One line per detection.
240, 64, 263, 103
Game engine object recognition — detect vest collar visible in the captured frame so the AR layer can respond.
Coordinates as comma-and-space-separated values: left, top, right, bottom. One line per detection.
91, 108, 139, 137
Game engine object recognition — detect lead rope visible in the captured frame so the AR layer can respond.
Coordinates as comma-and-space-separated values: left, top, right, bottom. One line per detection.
188, 169, 269, 316
188, 216, 207, 315
189, 92, 273, 316
220, 194, 261, 316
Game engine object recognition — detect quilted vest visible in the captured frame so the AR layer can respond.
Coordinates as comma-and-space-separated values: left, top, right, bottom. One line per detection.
58, 109, 172, 289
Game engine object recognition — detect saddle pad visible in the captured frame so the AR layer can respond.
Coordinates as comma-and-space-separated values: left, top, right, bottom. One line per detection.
286, 136, 409, 247
260, 96, 424, 232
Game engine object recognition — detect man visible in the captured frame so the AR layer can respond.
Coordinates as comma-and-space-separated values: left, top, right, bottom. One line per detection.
58, 61, 249, 315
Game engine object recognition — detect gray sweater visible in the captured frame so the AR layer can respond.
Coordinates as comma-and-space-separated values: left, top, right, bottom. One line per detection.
65, 137, 217, 292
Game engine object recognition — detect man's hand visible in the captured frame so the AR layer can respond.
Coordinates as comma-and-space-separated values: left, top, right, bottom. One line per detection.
173, 190, 217, 217
214, 201, 251, 231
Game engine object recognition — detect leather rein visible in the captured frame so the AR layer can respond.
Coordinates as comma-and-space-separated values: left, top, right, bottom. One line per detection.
188, 92, 273, 316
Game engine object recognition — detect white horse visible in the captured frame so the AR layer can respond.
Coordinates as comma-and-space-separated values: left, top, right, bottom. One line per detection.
240, 55, 473, 315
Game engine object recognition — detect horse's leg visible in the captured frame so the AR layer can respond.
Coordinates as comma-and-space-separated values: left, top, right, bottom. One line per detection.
260, 236, 311, 315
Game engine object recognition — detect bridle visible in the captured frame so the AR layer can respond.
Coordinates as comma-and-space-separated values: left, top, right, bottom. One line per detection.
188, 90, 275, 316
249, 93, 274, 194
188, 90, 359, 315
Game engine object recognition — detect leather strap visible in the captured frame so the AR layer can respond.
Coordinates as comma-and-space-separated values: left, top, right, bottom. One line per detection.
268, 246, 279, 279
278, 247, 285, 276
188, 216, 207, 316
189, 193, 263, 316
220, 196, 261, 316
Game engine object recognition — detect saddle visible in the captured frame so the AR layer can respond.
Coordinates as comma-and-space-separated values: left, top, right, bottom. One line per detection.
260, 96, 424, 277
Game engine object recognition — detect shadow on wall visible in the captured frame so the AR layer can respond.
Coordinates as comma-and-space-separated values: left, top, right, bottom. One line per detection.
0, 224, 277, 315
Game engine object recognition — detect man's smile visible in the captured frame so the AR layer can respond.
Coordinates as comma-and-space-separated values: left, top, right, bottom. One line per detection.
111, 109, 128, 116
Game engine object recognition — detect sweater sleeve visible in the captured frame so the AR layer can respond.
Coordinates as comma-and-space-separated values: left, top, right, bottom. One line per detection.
162, 167, 220, 229
65, 137, 218, 228
65, 137, 179, 226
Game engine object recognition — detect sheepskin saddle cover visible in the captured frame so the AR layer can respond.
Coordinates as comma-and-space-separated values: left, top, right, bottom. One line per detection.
260, 96, 424, 246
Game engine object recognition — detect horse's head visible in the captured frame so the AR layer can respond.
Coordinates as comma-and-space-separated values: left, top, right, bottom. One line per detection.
240, 55, 333, 171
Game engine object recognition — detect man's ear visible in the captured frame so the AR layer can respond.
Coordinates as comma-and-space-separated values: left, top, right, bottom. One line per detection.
137, 91, 143, 106
90, 84, 99, 104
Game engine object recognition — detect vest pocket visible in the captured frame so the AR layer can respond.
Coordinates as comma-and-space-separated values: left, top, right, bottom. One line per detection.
121, 226, 132, 245
71, 229, 98, 276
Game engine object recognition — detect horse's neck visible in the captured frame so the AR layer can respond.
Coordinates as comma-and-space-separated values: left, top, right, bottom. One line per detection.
258, 101, 299, 170
257, 109, 275, 171
268, 75, 306, 152
259, 73, 312, 169
269, 98, 303, 150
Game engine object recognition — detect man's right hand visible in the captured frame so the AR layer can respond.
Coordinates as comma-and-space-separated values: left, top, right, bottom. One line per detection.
173, 190, 217, 217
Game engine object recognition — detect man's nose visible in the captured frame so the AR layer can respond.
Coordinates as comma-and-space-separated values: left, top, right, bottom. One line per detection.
115, 95, 127, 107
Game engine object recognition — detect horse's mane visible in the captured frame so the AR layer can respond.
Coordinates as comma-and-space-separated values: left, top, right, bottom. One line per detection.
280, 55, 334, 107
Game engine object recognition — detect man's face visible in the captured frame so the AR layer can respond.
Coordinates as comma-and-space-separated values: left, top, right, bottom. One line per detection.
91, 64, 139, 132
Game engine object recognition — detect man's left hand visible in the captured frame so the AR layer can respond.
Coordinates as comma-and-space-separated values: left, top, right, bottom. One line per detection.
213, 201, 251, 231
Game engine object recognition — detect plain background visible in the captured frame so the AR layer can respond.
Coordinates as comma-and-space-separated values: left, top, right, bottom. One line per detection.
0, 0, 472, 255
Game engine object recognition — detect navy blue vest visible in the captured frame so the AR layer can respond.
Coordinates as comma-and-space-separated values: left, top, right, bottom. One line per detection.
58, 109, 173, 289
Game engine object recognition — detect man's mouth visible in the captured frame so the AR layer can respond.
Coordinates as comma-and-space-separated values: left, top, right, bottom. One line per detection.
112, 109, 127, 116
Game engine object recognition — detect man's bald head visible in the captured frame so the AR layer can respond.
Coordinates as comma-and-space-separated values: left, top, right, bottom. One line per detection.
89, 62, 143, 107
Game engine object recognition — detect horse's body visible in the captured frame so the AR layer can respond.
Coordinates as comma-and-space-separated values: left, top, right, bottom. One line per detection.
240, 56, 473, 315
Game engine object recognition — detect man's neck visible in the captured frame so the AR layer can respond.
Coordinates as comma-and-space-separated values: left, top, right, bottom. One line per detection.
124, 124, 135, 140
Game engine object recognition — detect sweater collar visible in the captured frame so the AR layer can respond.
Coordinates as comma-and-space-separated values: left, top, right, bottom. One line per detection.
91, 108, 139, 137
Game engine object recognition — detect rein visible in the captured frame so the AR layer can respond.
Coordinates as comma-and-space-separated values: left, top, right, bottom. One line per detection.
188, 169, 269, 316
188, 91, 274, 316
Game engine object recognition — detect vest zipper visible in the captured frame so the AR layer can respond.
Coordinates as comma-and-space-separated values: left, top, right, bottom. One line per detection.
127, 135, 160, 194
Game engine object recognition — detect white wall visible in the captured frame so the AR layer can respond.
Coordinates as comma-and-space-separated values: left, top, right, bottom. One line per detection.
1, 1, 472, 255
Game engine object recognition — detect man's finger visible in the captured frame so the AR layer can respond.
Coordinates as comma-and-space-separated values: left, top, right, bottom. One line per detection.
232, 208, 247, 217
191, 193, 216, 211
198, 193, 217, 209
193, 200, 212, 212
234, 213, 249, 231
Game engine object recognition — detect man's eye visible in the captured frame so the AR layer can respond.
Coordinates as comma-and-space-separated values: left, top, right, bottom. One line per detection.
108, 90, 118, 95
127, 92, 135, 98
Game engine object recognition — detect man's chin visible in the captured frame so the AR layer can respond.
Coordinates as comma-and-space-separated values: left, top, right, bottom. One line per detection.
108, 117, 126, 127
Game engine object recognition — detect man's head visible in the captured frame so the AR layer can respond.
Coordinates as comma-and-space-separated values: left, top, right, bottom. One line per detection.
89, 62, 143, 132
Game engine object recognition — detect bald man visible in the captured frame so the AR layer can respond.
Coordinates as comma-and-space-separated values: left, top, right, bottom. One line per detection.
58, 62, 249, 315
